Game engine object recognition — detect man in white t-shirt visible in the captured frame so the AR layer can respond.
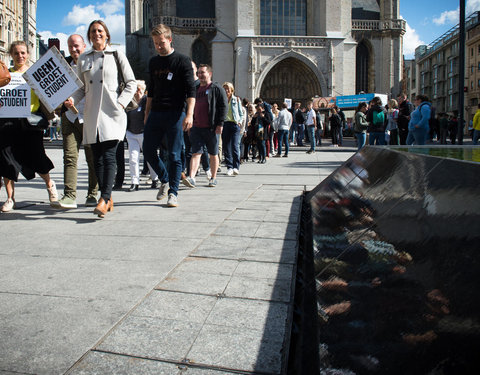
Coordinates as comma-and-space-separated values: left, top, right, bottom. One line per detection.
305, 100, 317, 154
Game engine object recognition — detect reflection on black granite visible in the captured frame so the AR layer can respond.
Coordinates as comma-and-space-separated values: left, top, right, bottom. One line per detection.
306, 146, 480, 375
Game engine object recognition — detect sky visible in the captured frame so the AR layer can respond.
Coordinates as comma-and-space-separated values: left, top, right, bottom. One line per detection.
36, 0, 480, 58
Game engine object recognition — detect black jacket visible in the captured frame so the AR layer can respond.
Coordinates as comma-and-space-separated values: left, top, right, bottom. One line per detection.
195, 81, 228, 130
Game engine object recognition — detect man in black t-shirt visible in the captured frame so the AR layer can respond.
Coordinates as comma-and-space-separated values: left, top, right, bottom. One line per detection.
143, 24, 196, 207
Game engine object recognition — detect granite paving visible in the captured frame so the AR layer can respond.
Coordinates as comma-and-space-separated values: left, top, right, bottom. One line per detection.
0, 140, 355, 374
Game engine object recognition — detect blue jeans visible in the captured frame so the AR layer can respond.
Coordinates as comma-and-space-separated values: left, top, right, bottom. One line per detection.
355, 132, 366, 150
222, 121, 241, 170
307, 125, 315, 151
289, 123, 298, 143
473, 129, 480, 145
277, 129, 289, 155
406, 128, 427, 145
143, 110, 185, 196
369, 132, 385, 145
257, 139, 266, 161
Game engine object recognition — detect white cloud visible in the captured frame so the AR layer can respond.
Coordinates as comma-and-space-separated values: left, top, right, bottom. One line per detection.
41, 3, 126, 57
63, 5, 100, 27
433, 9, 458, 26
433, 0, 480, 26
403, 20, 425, 58
38, 30, 70, 55
97, 0, 124, 16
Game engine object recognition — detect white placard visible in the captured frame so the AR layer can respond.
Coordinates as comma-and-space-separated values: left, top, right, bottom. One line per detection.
0, 73, 31, 118
284, 98, 292, 109
22, 46, 83, 113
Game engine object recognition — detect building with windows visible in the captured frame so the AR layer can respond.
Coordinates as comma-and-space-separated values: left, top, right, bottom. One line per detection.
412, 11, 480, 126
467, 12, 480, 123
0, 0, 37, 65
126, 0, 405, 103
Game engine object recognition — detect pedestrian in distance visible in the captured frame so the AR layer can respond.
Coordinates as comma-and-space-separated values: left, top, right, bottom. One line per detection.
125, 80, 159, 192
222, 82, 245, 176
354, 102, 368, 150
406, 94, 431, 146
65, 20, 136, 218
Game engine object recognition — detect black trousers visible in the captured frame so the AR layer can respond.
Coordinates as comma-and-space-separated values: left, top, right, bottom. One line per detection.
91, 139, 119, 202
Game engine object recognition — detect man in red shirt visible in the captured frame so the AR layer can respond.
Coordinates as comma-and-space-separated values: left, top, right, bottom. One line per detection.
183, 64, 228, 187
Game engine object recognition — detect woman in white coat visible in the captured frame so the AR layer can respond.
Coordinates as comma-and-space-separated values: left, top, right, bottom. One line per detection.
66, 20, 136, 218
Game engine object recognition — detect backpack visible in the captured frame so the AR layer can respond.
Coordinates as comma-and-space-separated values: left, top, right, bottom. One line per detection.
263, 101, 274, 125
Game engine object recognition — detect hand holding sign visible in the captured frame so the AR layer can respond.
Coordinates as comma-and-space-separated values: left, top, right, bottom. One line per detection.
0, 73, 31, 118
22, 46, 83, 114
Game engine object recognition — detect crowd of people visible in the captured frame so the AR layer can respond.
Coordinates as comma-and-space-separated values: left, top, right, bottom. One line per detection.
1, 21, 477, 217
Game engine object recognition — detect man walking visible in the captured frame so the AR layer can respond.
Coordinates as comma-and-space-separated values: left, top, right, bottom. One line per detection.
56, 34, 98, 209
183, 64, 228, 188
274, 103, 293, 157
397, 93, 413, 145
143, 24, 196, 207
305, 101, 317, 154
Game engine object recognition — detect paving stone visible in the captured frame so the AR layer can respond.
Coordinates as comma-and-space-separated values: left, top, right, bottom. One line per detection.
205, 298, 289, 335
188, 324, 284, 374
224, 275, 293, 303
243, 238, 297, 264
156, 272, 231, 296
67, 350, 181, 375
132, 290, 217, 323
169, 257, 238, 276
213, 220, 262, 238
191, 235, 251, 259
234, 261, 294, 280
255, 222, 298, 240
97, 316, 201, 362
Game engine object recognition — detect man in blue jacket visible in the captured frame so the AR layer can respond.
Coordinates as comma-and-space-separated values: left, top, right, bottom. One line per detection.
183, 64, 228, 187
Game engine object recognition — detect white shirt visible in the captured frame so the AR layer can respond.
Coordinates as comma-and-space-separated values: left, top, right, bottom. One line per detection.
306, 108, 316, 126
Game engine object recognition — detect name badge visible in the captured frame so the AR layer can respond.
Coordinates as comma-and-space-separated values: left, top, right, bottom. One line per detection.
167, 72, 173, 80
206, 90, 209, 95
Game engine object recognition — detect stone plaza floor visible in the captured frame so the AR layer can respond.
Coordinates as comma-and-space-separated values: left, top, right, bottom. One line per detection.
0, 141, 355, 375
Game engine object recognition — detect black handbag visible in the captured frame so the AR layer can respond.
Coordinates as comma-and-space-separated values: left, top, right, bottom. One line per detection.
113, 51, 137, 111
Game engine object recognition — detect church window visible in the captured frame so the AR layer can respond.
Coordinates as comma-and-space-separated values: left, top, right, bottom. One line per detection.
143, 0, 152, 35
8, 22, 14, 47
260, 0, 306, 36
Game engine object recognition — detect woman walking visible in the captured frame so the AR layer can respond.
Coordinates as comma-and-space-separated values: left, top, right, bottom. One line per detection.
0, 41, 58, 212
65, 20, 136, 217
354, 102, 368, 150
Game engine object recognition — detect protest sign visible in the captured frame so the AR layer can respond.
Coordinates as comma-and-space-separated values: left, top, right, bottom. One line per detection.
0, 73, 31, 118
22, 46, 83, 113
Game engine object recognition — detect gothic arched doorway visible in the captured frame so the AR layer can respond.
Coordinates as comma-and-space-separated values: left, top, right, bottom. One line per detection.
260, 57, 321, 105
356, 40, 372, 93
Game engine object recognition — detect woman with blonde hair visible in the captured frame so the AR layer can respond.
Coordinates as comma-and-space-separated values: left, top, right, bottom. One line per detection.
386, 98, 399, 145
222, 82, 245, 176
0, 40, 58, 212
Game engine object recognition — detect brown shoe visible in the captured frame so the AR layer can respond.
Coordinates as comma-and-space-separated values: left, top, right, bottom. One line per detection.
93, 198, 107, 218
106, 198, 114, 212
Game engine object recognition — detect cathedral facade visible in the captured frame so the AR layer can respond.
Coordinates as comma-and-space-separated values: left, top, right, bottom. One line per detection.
126, 0, 405, 103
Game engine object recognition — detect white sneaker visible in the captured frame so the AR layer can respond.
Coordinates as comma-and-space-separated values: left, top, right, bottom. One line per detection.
226, 168, 234, 176
1, 198, 15, 212
157, 182, 168, 200
233, 168, 239, 175
167, 193, 178, 207
205, 169, 212, 180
